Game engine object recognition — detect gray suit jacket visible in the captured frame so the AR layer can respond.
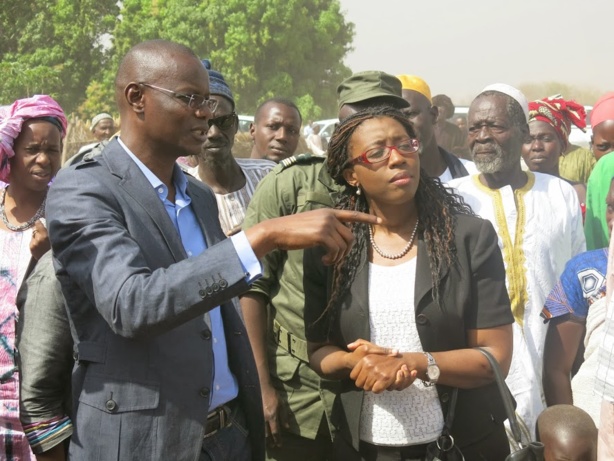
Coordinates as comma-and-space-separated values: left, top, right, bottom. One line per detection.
46, 139, 264, 461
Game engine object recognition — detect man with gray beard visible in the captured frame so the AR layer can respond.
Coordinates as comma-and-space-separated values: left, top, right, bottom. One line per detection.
448, 83, 585, 444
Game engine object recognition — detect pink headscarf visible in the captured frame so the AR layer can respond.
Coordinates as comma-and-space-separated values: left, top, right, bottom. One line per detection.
0, 94, 67, 182
591, 92, 614, 129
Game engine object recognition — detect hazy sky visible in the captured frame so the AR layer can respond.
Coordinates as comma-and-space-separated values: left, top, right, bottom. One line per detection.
338, 1, 613, 105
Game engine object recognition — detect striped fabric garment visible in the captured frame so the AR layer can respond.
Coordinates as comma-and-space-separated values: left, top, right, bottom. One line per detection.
190, 158, 275, 235
22, 415, 73, 454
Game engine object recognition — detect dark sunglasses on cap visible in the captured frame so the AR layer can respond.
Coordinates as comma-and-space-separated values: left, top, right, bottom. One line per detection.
208, 112, 237, 130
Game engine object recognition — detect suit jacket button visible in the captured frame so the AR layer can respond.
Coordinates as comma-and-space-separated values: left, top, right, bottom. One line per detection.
199, 289, 206, 299
199, 387, 210, 398
105, 399, 118, 412
219, 279, 228, 288
440, 393, 449, 403
416, 314, 430, 325
201, 329, 211, 340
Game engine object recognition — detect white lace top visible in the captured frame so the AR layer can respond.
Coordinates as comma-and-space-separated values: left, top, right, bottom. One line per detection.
360, 258, 443, 445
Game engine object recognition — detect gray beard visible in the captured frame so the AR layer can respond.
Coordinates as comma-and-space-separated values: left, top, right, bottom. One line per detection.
472, 143, 519, 174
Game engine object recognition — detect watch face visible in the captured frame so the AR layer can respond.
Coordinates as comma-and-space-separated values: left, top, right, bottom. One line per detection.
427, 364, 440, 382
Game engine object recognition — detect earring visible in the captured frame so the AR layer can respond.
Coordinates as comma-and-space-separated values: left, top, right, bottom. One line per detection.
356, 185, 361, 196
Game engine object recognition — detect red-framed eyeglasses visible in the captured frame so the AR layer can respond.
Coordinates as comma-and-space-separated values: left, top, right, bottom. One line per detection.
348, 138, 421, 165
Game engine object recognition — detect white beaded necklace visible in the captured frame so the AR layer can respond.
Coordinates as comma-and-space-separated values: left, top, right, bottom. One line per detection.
369, 219, 419, 260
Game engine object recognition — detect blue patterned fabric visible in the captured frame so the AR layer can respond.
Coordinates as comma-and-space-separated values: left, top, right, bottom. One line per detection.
542, 248, 608, 320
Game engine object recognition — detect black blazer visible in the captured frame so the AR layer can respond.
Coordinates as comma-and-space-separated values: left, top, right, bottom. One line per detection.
304, 213, 514, 455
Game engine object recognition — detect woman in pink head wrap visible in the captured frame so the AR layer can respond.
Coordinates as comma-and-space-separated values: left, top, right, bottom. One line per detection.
521, 95, 588, 217
0, 94, 66, 460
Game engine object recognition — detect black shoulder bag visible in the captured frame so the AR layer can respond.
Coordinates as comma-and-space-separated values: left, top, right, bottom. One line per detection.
478, 348, 545, 461
425, 349, 545, 461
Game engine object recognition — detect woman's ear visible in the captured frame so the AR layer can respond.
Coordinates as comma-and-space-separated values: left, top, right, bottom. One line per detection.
343, 167, 358, 188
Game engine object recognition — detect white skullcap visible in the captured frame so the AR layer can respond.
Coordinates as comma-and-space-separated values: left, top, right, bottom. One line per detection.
480, 83, 529, 122
90, 113, 113, 132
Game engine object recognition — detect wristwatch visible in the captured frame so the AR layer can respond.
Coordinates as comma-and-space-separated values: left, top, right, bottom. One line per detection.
423, 352, 440, 386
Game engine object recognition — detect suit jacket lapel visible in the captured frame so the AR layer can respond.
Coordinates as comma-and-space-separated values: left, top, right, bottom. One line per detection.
186, 179, 224, 248
414, 238, 449, 311
102, 140, 187, 262
347, 246, 370, 339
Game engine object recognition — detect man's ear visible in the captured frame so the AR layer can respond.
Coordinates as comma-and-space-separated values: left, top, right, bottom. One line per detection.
249, 122, 256, 141
430, 105, 439, 124
126, 83, 145, 114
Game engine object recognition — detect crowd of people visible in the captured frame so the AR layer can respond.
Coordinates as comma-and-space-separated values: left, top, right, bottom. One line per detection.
1, 38, 614, 461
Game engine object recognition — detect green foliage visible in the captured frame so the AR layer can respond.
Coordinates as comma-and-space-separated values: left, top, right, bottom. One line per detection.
79, 80, 117, 116
0, 0, 119, 113
0, 62, 62, 103
98, 0, 355, 119
295, 94, 323, 121
2, 0, 353, 119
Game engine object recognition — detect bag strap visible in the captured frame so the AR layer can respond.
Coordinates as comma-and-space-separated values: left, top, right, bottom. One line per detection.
477, 348, 523, 445
434, 387, 460, 453
443, 387, 459, 432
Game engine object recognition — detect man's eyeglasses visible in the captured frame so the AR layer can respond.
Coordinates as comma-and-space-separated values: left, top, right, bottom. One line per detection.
348, 139, 421, 166
139, 83, 218, 112
208, 112, 237, 130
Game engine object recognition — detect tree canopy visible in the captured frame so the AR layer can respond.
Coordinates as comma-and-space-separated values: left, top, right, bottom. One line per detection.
0, 1, 119, 113
2, 0, 354, 120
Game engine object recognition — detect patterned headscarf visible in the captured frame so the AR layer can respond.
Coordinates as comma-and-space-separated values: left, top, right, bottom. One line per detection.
0, 94, 67, 182
528, 96, 586, 149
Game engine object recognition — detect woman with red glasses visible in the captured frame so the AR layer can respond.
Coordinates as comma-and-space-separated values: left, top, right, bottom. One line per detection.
303, 106, 514, 460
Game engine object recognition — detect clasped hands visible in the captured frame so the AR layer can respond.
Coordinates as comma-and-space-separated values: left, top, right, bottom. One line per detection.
345, 339, 418, 393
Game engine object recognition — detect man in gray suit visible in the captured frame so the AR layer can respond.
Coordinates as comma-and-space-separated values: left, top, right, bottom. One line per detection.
46, 40, 376, 461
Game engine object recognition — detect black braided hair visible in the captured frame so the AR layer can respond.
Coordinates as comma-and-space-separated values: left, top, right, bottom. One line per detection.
321, 106, 474, 334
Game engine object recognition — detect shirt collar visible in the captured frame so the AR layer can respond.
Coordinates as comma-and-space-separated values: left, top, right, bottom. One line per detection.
118, 137, 189, 200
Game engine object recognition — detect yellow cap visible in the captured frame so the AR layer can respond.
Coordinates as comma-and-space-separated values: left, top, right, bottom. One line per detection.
396, 75, 432, 102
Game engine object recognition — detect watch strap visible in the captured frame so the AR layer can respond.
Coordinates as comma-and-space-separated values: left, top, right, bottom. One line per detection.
423, 352, 438, 386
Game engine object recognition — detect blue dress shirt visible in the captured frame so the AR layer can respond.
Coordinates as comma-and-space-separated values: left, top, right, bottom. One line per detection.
119, 139, 261, 411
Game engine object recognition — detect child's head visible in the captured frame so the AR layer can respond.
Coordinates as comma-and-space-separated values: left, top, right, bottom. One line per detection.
536, 405, 597, 461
